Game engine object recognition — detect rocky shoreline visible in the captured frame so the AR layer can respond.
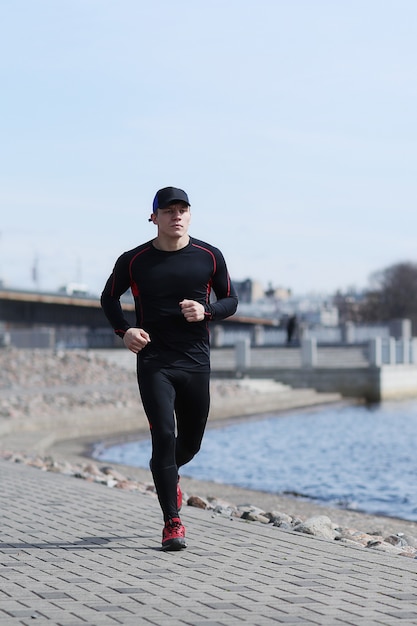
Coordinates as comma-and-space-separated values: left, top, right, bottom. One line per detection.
1, 347, 417, 561
2, 448, 417, 560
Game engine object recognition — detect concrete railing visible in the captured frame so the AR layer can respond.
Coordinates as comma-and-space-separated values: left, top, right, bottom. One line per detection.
211, 338, 417, 403
231, 337, 417, 371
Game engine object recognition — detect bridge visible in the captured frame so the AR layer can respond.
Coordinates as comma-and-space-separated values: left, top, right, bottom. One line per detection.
0, 287, 275, 347
0, 287, 132, 328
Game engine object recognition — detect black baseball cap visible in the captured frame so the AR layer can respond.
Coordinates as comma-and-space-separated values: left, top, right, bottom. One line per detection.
152, 187, 190, 212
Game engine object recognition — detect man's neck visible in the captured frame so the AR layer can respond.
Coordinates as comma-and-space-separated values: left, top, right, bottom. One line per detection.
153, 235, 190, 252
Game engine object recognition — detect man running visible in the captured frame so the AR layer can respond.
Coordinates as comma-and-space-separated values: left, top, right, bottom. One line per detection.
100, 186, 238, 550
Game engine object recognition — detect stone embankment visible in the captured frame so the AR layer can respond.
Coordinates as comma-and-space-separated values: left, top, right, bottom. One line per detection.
1, 347, 417, 561
0, 347, 343, 439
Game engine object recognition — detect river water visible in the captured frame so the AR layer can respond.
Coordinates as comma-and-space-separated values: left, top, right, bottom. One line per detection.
93, 400, 417, 521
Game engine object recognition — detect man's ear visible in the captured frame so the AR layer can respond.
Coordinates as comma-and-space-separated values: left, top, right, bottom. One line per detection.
149, 212, 158, 224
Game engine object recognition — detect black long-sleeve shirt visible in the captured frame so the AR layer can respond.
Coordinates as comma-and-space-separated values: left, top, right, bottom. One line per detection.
101, 237, 238, 371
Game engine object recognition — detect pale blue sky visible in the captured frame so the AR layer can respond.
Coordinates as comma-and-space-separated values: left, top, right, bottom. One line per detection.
1, 0, 416, 296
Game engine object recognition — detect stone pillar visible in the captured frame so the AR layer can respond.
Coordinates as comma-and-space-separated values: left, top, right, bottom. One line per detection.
387, 337, 396, 364
341, 321, 355, 344
0, 331, 10, 347
410, 338, 417, 364
301, 338, 317, 368
253, 324, 264, 346
212, 325, 224, 348
369, 337, 382, 366
48, 327, 56, 349
298, 322, 308, 341
235, 338, 250, 372
389, 318, 412, 340
398, 339, 410, 364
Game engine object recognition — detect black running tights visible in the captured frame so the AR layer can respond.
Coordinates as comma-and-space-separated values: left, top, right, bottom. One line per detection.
137, 368, 210, 521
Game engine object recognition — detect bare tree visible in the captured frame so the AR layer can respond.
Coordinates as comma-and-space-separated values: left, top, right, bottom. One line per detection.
361, 262, 417, 332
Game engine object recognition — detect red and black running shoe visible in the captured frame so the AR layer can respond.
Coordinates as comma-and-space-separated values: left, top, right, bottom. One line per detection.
162, 517, 187, 551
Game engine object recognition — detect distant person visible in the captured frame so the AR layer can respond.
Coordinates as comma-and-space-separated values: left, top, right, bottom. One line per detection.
100, 186, 238, 551
286, 314, 297, 344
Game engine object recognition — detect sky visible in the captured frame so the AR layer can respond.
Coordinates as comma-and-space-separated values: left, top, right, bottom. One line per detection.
1, 0, 417, 297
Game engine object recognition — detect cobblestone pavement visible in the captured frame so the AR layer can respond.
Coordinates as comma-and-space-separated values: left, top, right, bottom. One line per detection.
1, 459, 417, 626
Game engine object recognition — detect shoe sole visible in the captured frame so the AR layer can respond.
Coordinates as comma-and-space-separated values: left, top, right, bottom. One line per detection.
161, 538, 187, 551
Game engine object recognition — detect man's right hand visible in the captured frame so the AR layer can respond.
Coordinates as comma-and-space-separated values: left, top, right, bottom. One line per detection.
123, 327, 151, 354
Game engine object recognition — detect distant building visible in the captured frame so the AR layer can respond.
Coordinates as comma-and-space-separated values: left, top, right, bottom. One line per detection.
234, 278, 291, 304
234, 278, 264, 303
266, 286, 291, 301
58, 283, 90, 297
303, 304, 339, 327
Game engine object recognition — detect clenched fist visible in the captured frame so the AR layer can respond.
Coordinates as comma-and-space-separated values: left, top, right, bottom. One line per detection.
179, 299, 205, 322
123, 327, 151, 354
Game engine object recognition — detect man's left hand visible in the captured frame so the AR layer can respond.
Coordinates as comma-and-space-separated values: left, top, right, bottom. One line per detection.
179, 299, 205, 322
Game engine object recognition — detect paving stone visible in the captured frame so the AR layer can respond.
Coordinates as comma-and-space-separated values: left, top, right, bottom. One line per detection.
2, 458, 417, 625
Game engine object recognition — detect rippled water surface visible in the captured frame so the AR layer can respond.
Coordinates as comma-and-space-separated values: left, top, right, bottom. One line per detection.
94, 400, 417, 521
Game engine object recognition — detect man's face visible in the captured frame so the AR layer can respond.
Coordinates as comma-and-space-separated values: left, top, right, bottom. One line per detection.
152, 202, 191, 238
